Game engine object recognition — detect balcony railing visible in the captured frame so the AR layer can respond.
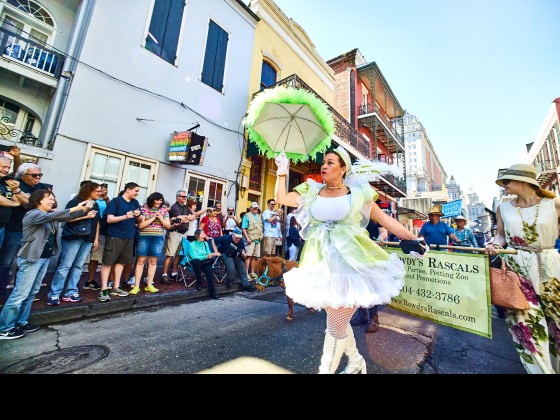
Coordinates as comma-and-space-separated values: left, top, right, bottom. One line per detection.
535, 159, 557, 173
0, 27, 64, 78
357, 101, 404, 147
534, 159, 558, 185
0, 117, 42, 147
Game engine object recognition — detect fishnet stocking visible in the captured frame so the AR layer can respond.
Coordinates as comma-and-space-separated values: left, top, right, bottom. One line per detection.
325, 306, 357, 338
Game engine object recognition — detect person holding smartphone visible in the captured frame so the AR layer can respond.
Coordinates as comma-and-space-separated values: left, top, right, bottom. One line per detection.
222, 206, 239, 236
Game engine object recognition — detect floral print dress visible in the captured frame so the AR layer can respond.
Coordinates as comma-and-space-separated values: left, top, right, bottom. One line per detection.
500, 198, 560, 374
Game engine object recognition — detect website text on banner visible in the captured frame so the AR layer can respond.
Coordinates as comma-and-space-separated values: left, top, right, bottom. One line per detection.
385, 248, 492, 338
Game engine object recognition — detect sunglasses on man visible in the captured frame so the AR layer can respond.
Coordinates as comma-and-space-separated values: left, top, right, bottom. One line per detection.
501, 179, 511, 186
27, 173, 43, 178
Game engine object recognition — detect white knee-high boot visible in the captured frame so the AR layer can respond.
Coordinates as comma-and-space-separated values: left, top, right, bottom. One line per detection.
318, 330, 347, 374
341, 324, 367, 374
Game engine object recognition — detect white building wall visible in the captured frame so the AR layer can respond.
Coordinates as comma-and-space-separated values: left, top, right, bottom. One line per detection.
45, 0, 257, 207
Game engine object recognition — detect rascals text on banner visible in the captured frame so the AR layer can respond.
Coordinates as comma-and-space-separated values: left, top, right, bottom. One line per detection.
386, 249, 492, 338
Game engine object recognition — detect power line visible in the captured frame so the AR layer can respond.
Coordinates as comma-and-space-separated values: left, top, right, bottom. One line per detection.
0, 17, 246, 135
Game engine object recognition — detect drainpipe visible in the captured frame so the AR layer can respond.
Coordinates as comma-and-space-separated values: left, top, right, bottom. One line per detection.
42, 0, 96, 149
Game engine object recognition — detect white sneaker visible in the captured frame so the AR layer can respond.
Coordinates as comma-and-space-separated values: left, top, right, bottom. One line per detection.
108, 280, 114, 288
127, 277, 136, 287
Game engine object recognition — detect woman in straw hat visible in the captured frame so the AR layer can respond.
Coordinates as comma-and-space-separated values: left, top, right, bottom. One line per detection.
275, 147, 420, 374
486, 163, 560, 374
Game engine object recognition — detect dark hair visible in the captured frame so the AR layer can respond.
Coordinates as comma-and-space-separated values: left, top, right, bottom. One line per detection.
78, 181, 100, 201
186, 199, 197, 207
324, 150, 347, 178
146, 192, 164, 208
124, 182, 140, 191
79, 180, 92, 187
27, 189, 54, 210
290, 216, 298, 227
267, 198, 275, 205
194, 228, 203, 239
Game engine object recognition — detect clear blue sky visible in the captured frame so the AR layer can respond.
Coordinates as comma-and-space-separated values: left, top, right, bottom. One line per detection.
269, 0, 560, 208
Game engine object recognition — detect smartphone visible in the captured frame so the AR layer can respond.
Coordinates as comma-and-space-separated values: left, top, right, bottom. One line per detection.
0, 144, 13, 152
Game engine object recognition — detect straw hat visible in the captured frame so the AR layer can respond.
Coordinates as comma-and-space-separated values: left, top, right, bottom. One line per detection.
495, 164, 539, 187
427, 204, 443, 216
454, 215, 468, 222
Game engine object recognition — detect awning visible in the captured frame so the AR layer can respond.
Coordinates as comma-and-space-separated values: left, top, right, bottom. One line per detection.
397, 207, 428, 220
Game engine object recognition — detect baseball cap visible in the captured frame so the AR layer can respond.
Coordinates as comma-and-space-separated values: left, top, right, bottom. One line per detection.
233, 228, 243, 238
250, 202, 259, 208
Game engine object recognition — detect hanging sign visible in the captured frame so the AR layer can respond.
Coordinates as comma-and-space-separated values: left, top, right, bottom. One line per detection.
442, 199, 462, 217
168, 131, 208, 165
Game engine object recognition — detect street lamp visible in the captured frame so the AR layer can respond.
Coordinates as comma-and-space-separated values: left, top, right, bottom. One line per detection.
20, 131, 42, 147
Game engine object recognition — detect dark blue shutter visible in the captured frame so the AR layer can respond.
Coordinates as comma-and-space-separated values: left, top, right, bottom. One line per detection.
201, 20, 228, 92
145, 0, 170, 57
161, 0, 184, 64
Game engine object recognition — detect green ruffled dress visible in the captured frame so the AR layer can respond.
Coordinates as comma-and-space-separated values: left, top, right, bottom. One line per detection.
283, 179, 406, 310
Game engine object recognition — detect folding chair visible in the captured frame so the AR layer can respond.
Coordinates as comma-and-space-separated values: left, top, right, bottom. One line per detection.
176, 238, 226, 287
176, 238, 197, 288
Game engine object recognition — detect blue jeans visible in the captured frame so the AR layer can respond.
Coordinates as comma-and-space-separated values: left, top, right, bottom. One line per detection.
0, 230, 22, 297
0, 257, 49, 332
136, 235, 164, 257
0, 226, 4, 250
49, 239, 93, 298
221, 254, 249, 287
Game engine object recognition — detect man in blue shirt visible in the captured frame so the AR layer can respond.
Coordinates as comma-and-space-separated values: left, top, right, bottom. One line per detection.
419, 204, 459, 248
211, 228, 255, 292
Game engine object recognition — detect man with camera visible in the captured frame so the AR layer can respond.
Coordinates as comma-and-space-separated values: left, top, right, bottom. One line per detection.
222, 206, 240, 236
0, 155, 27, 250
262, 198, 282, 256
211, 228, 255, 292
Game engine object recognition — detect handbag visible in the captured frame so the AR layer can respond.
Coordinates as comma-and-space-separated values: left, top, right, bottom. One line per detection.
489, 259, 529, 310
62, 218, 92, 240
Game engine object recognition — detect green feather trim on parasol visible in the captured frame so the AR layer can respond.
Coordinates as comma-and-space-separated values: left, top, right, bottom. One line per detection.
243, 86, 335, 163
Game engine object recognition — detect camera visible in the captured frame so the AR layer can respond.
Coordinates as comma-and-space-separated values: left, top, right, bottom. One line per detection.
228, 211, 234, 215
0, 175, 15, 186
0, 144, 13, 152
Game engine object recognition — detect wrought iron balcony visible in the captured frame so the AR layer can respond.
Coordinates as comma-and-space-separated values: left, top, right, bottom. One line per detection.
0, 27, 64, 78
370, 171, 408, 198
534, 159, 558, 185
357, 102, 405, 152
0, 117, 42, 147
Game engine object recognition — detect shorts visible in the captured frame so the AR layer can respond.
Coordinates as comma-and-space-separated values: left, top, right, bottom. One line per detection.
102, 236, 135, 266
262, 237, 277, 255
245, 240, 261, 258
89, 235, 106, 262
136, 235, 164, 257
164, 230, 186, 256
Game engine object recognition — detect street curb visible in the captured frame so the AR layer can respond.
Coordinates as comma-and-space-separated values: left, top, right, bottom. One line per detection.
28, 284, 284, 325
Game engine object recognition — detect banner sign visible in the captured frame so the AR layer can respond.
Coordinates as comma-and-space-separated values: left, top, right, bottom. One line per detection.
386, 248, 492, 338
168, 131, 208, 165
442, 199, 462, 217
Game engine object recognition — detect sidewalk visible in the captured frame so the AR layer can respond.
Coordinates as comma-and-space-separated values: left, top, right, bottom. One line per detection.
0, 267, 259, 326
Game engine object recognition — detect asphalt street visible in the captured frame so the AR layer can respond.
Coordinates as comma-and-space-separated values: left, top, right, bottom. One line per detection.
0, 288, 525, 375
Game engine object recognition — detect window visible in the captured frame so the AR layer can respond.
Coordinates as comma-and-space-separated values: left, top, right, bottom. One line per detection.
201, 19, 228, 92
0, 99, 20, 125
6, 0, 54, 26
260, 61, 276, 90
186, 173, 226, 210
144, 0, 185, 65
249, 156, 263, 191
84, 148, 157, 204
